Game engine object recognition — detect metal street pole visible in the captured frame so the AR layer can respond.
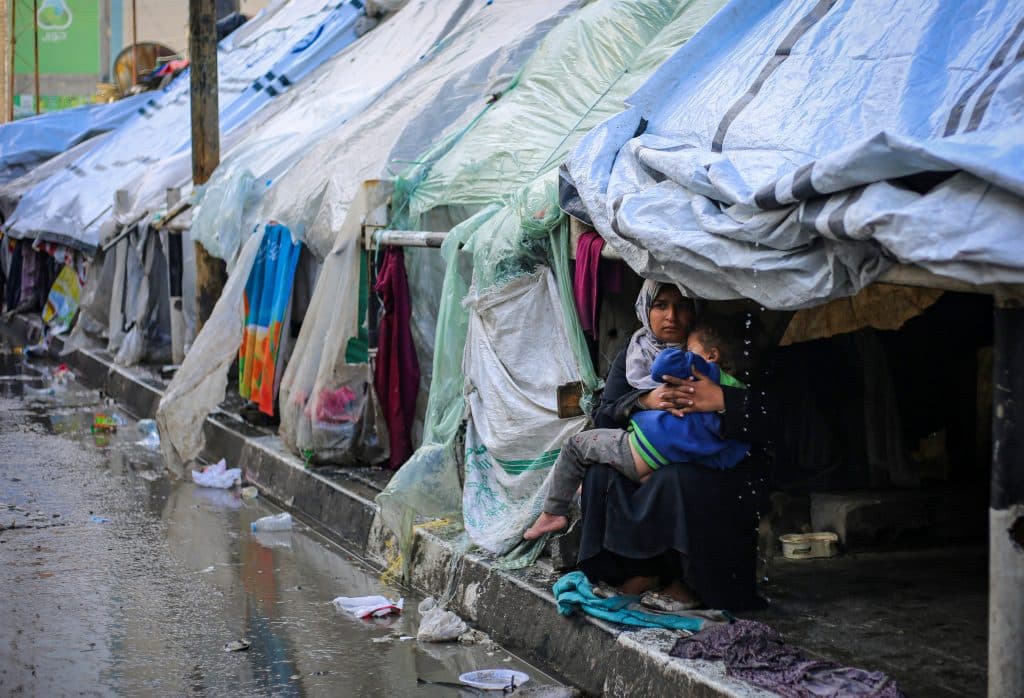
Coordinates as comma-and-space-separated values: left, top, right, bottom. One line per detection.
989, 293, 1024, 698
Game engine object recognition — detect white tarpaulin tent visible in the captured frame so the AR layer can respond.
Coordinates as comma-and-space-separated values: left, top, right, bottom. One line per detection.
564, 0, 1024, 310
377, 0, 726, 564
5, 0, 367, 253
189, 0, 487, 266
157, 0, 579, 467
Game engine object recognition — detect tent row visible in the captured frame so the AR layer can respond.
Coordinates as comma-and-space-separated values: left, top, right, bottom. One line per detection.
1, 0, 1022, 574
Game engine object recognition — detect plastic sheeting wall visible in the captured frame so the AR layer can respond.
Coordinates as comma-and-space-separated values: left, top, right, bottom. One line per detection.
5, 0, 367, 253
564, 0, 1024, 309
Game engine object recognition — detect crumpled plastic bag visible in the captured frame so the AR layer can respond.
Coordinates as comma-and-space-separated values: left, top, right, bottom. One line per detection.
191, 458, 241, 489
416, 597, 468, 642
333, 595, 404, 618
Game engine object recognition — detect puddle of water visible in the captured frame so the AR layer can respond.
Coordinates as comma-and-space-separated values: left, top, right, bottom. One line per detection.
0, 342, 558, 696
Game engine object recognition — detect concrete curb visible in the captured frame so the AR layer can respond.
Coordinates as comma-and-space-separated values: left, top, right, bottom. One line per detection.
2, 316, 768, 697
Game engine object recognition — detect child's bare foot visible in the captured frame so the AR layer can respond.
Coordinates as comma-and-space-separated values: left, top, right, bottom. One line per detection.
523, 512, 568, 540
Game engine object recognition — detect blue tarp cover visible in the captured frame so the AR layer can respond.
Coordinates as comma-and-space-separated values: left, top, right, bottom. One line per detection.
565, 0, 1024, 308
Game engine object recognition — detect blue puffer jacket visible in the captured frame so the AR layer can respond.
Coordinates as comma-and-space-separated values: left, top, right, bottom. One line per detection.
628, 349, 750, 470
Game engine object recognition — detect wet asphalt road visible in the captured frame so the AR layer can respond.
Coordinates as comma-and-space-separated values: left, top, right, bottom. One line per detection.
0, 347, 551, 697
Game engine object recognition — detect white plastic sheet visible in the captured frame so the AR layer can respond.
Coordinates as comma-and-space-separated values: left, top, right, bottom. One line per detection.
157, 232, 262, 467
191, 0, 482, 264
565, 0, 1024, 308
260, 0, 579, 258
191, 458, 242, 489
462, 269, 588, 556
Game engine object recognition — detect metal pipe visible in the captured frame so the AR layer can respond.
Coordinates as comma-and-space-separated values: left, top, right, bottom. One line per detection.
32, 0, 39, 114
372, 229, 448, 249
988, 294, 1024, 698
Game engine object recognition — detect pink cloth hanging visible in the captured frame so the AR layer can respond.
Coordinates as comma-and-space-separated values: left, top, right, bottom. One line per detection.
574, 230, 605, 339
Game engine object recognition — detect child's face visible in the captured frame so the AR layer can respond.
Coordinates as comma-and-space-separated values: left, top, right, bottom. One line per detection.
686, 333, 718, 363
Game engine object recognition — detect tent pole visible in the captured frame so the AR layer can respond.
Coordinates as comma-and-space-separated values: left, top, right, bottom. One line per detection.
989, 293, 1024, 698
131, 0, 138, 86
189, 0, 223, 331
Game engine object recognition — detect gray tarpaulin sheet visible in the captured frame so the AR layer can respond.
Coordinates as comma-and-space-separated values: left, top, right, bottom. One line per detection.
564, 0, 1024, 309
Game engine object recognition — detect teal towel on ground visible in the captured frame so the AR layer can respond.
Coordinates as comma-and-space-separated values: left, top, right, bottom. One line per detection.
552, 571, 705, 632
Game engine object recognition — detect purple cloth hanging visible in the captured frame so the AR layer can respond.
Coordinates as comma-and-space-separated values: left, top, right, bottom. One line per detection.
574, 230, 605, 339
373, 247, 420, 470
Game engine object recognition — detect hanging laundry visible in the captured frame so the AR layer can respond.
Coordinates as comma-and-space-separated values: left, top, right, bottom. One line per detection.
19, 245, 46, 311
372, 247, 420, 469
573, 230, 604, 339
239, 224, 302, 416
670, 619, 906, 697
4, 239, 23, 311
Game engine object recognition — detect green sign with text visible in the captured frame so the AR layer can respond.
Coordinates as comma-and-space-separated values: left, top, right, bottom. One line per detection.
14, 0, 100, 75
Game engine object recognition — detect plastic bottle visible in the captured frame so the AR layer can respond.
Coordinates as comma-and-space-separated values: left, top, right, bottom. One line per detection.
251, 513, 292, 532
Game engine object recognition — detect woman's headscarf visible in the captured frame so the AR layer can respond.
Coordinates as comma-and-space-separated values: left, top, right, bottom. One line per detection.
624, 280, 690, 390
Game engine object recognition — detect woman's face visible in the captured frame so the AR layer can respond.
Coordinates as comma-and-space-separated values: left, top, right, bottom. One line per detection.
649, 286, 693, 344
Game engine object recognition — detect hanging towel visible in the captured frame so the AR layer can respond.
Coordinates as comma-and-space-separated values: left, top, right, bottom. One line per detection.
239, 224, 302, 416
552, 571, 725, 633
573, 230, 604, 339
373, 247, 420, 469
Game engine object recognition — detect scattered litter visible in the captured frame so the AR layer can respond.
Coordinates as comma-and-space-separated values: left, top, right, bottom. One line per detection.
24, 339, 50, 356
333, 595, 403, 619
89, 515, 112, 524
135, 419, 160, 450
371, 636, 393, 644
223, 639, 251, 652
91, 414, 120, 433
458, 628, 498, 650
458, 669, 530, 691
398, 636, 415, 641
253, 531, 293, 549
417, 597, 468, 642
240, 486, 259, 499
191, 459, 241, 489
200, 566, 216, 573
136, 470, 160, 482
52, 364, 74, 384
250, 512, 292, 532
780, 532, 839, 559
